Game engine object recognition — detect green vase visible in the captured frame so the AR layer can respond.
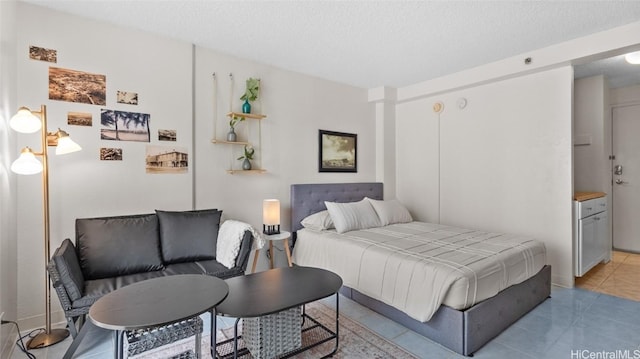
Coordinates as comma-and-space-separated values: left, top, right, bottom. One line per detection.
242, 99, 251, 114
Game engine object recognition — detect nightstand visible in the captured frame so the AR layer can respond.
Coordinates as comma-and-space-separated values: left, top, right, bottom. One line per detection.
251, 230, 292, 273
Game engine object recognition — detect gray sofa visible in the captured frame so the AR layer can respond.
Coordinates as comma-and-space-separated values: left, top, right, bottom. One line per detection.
48, 209, 253, 337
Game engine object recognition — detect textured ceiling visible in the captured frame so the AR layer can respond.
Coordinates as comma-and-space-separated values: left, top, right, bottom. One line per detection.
19, 0, 640, 89
575, 54, 640, 89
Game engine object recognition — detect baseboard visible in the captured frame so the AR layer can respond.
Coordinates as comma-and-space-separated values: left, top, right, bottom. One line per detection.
17, 309, 66, 333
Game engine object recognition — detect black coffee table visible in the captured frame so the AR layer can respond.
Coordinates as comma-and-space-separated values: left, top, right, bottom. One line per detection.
215, 266, 343, 359
64, 274, 228, 359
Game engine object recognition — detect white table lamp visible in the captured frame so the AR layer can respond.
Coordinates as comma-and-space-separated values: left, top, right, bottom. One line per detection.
263, 199, 281, 235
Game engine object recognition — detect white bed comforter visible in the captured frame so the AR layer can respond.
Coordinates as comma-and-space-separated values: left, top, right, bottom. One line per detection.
292, 221, 546, 322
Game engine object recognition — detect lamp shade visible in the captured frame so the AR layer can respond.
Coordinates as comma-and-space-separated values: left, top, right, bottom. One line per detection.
625, 51, 640, 65
10, 107, 42, 134
263, 199, 281, 235
11, 147, 43, 175
55, 131, 82, 155
263, 199, 280, 225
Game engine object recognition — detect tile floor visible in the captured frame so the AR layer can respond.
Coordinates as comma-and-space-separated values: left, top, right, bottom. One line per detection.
9, 285, 640, 359
575, 250, 640, 301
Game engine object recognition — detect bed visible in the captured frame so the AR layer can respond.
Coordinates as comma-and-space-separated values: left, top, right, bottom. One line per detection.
290, 182, 551, 356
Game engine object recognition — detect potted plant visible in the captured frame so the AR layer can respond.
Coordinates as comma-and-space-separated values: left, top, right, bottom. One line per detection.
240, 78, 260, 114
237, 145, 255, 170
227, 114, 245, 142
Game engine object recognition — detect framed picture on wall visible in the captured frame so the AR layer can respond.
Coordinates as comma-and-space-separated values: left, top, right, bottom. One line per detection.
318, 130, 357, 172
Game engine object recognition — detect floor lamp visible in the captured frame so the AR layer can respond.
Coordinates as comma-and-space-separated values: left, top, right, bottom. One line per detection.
10, 105, 81, 348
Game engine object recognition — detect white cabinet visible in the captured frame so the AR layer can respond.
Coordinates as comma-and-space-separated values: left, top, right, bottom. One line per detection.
574, 196, 609, 277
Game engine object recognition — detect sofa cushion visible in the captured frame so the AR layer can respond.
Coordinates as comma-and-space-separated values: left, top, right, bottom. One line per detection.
76, 214, 164, 280
163, 262, 206, 276
156, 209, 222, 264
52, 239, 85, 301
76, 270, 165, 309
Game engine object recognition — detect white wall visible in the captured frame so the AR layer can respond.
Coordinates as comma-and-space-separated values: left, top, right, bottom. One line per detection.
610, 84, 640, 106
391, 20, 640, 288
574, 76, 610, 192
193, 47, 375, 269
13, 3, 374, 329
396, 97, 440, 222
396, 68, 574, 287
15, 2, 193, 329
0, 0, 19, 356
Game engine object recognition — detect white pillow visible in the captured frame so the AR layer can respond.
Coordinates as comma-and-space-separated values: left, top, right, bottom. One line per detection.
366, 198, 413, 226
324, 199, 382, 234
300, 210, 334, 231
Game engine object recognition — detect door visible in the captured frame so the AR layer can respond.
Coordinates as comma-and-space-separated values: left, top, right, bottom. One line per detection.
612, 104, 640, 252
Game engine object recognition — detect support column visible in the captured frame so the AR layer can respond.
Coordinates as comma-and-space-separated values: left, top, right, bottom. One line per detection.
369, 86, 397, 199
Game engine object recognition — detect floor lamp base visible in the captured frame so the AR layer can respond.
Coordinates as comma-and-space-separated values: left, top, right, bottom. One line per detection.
26, 328, 70, 349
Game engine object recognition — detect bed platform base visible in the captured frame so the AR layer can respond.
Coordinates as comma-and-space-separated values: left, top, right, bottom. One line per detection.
339, 264, 551, 357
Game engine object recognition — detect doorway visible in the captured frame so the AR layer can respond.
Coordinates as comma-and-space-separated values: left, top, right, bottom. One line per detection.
574, 95, 640, 301
573, 53, 640, 300
612, 103, 640, 253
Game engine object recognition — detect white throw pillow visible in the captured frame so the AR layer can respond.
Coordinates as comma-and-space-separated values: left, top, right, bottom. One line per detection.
366, 198, 413, 226
324, 199, 382, 234
300, 210, 334, 231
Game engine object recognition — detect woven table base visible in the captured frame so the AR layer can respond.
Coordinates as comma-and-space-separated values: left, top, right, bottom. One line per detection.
243, 306, 302, 358
127, 317, 203, 359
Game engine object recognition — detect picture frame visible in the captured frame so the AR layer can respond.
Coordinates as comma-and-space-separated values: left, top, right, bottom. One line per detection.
318, 130, 357, 172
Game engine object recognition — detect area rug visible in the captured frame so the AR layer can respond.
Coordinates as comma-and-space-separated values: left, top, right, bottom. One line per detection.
135, 300, 418, 359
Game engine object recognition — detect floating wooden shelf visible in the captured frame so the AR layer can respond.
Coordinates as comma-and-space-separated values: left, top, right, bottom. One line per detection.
212, 75, 267, 174
226, 169, 267, 175
227, 112, 266, 120
211, 139, 250, 145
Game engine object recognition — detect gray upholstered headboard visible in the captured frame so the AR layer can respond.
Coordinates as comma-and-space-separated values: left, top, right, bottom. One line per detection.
290, 182, 383, 238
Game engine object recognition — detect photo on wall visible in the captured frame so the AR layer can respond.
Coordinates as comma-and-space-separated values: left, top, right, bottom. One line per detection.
117, 91, 139, 105
158, 129, 177, 141
145, 146, 188, 174
318, 130, 357, 172
67, 112, 92, 126
101, 109, 151, 142
100, 148, 123, 161
29, 46, 57, 63
49, 67, 106, 106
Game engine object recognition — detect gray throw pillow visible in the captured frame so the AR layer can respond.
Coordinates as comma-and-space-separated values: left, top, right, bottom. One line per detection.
76, 214, 164, 280
156, 209, 222, 264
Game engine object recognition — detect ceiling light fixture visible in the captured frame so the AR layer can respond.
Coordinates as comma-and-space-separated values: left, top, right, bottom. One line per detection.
624, 51, 640, 65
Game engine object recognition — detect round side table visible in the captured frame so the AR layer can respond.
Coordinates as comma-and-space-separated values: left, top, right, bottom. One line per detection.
251, 230, 292, 272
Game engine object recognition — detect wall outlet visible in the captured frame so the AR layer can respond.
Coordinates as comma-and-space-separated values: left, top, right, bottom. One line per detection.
0, 311, 4, 323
